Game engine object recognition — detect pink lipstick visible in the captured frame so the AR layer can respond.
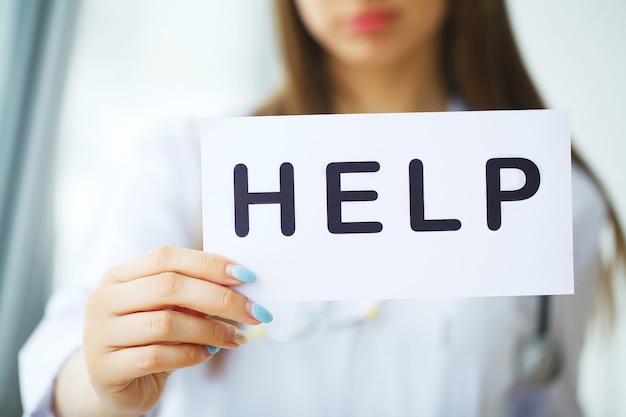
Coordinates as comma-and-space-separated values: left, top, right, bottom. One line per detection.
347, 9, 397, 34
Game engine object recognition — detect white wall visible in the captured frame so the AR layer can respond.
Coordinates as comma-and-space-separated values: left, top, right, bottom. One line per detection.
54, 0, 280, 290
507, 0, 626, 217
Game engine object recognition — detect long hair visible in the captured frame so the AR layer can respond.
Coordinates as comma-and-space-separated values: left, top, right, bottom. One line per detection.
258, 0, 625, 321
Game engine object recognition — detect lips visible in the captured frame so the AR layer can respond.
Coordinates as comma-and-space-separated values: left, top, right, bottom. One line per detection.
347, 9, 398, 34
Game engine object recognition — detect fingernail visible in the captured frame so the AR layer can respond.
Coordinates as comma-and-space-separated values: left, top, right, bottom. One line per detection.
226, 264, 256, 283
233, 329, 249, 345
248, 302, 273, 323
207, 346, 221, 355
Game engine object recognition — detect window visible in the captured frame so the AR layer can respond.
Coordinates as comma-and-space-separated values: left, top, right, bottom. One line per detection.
0, 1, 16, 114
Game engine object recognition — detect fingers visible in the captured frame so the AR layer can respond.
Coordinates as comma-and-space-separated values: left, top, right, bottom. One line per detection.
102, 246, 255, 287
99, 343, 215, 382
81, 246, 268, 414
101, 310, 249, 349
91, 246, 273, 325
98, 272, 267, 325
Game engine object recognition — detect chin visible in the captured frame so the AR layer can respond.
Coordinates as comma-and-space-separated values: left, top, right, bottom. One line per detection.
344, 48, 406, 69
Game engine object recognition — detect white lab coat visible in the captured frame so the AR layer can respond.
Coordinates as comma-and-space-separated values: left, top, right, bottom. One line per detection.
19, 115, 606, 417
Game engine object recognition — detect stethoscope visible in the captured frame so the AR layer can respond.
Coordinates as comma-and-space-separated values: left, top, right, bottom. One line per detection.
249, 296, 563, 385
516, 295, 563, 385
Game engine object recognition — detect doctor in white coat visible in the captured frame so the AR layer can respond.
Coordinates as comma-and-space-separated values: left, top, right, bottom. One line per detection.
19, 0, 622, 416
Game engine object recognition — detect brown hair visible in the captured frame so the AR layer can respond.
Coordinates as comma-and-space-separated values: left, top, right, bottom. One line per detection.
258, 0, 625, 321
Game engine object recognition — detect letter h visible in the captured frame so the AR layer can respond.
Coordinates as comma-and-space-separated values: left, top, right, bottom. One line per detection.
233, 163, 295, 237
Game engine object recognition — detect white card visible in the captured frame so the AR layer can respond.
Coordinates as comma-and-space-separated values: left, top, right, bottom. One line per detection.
201, 110, 573, 301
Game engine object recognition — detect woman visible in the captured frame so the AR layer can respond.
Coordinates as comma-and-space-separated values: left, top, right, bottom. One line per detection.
20, 0, 625, 416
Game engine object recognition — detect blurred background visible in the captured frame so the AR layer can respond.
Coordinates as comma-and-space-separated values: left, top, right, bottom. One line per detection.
0, 1, 624, 416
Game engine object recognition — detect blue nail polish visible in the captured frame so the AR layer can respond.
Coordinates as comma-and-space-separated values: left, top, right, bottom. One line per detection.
231, 265, 256, 283
207, 346, 220, 355
251, 303, 274, 323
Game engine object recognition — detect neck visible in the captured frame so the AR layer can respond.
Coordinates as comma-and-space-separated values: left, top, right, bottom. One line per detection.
327, 47, 447, 114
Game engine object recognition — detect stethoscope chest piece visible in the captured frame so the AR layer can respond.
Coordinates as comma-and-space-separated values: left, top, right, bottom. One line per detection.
516, 336, 563, 386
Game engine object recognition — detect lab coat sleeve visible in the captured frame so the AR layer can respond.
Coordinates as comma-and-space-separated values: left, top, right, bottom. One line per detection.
18, 289, 87, 417
18, 119, 203, 416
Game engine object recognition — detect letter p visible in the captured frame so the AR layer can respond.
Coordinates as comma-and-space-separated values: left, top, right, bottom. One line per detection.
486, 157, 540, 231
